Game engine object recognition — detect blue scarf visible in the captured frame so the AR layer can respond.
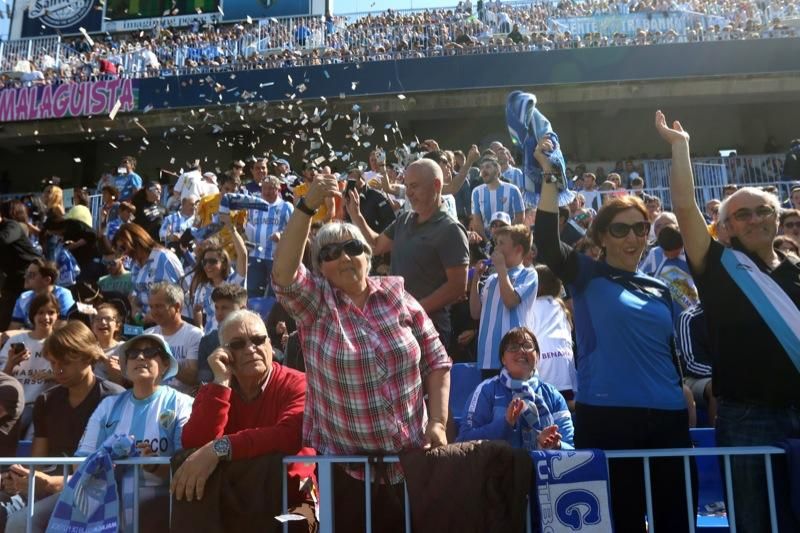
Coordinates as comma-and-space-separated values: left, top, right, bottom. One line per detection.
506, 91, 576, 207
47, 434, 139, 533
499, 368, 554, 451
532, 449, 614, 532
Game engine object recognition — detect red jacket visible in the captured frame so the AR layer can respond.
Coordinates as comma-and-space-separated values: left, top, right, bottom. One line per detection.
182, 362, 316, 504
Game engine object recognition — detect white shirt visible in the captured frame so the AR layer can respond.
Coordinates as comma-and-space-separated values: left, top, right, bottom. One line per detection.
532, 297, 577, 392
174, 170, 204, 201
145, 323, 202, 394
0, 333, 51, 403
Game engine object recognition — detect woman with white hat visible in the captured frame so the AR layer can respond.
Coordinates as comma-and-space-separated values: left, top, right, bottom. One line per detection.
76, 333, 193, 530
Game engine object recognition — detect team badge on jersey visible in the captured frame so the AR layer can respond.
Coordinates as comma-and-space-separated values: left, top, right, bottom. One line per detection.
158, 409, 176, 429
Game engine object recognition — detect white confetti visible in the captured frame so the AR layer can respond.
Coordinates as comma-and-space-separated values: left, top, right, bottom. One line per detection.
351, 81, 358, 90
73, 157, 81, 163
108, 99, 122, 120
109, 142, 118, 149
397, 94, 406, 100
260, 82, 275, 88
79, 27, 94, 46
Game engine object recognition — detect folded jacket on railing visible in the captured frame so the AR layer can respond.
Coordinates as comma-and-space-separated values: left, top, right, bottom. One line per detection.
400, 440, 531, 533
531, 449, 613, 533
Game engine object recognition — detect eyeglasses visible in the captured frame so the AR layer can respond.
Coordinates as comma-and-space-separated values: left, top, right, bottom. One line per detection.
125, 347, 164, 360
102, 258, 118, 266
782, 221, 800, 230
92, 315, 117, 324
318, 239, 367, 263
225, 334, 268, 351
505, 342, 537, 353
607, 221, 651, 239
202, 258, 221, 266
731, 205, 776, 223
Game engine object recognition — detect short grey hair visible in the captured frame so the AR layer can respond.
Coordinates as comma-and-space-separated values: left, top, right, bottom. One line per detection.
149, 282, 184, 307
263, 175, 281, 188
310, 222, 372, 272
718, 186, 781, 225
218, 309, 265, 345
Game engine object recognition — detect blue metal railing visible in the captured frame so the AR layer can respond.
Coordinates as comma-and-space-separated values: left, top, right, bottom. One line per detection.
281, 445, 787, 533
0, 445, 787, 533
0, 456, 171, 533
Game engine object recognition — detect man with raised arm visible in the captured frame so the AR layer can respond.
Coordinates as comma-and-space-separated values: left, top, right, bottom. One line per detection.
656, 110, 800, 533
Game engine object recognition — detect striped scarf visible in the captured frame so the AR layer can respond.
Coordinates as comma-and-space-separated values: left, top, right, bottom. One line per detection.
499, 368, 554, 451
47, 434, 138, 533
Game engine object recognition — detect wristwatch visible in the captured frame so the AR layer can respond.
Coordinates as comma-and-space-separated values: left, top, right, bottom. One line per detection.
542, 172, 561, 184
212, 436, 231, 461
296, 197, 318, 216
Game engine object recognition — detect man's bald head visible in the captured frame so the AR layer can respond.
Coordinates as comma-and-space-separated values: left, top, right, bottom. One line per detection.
406, 158, 443, 186
404, 159, 443, 215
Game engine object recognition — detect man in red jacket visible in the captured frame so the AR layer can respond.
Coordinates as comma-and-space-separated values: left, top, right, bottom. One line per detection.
171, 309, 316, 531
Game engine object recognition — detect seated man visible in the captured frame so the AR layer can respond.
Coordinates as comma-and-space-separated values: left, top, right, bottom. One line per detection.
172, 310, 316, 532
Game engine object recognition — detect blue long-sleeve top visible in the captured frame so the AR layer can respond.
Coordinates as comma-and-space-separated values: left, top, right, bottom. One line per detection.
456, 374, 575, 449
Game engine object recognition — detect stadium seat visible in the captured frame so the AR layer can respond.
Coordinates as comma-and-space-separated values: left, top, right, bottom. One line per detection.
247, 296, 276, 321
449, 363, 481, 430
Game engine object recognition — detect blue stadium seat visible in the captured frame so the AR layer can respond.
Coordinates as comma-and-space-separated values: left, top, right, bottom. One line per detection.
449, 363, 481, 430
690, 427, 729, 531
16, 440, 32, 458
247, 296, 276, 321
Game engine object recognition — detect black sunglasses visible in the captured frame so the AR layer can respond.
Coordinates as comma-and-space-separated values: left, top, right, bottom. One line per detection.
125, 347, 164, 360
318, 239, 367, 263
784, 221, 800, 229
226, 334, 268, 351
203, 257, 221, 266
607, 221, 651, 239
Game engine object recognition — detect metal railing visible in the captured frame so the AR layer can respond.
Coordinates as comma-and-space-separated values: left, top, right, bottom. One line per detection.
281, 445, 787, 533
0, 456, 171, 533
0, 445, 787, 533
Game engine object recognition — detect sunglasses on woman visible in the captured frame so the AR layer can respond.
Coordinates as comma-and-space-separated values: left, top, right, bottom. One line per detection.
125, 347, 164, 360
225, 334, 268, 351
203, 257, 221, 266
318, 239, 367, 263
607, 221, 651, 239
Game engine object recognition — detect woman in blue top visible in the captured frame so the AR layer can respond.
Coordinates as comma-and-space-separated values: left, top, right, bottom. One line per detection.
457, 327, 574, 450
534, 138, 692, 532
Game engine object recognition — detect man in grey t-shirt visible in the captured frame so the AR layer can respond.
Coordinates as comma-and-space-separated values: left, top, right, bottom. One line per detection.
347, 159, 469, 345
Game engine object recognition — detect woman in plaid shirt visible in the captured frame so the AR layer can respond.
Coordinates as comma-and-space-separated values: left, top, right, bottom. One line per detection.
273, 174, 452, 533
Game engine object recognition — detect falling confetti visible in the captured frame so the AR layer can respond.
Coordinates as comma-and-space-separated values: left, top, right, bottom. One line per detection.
108, 99, 122, 120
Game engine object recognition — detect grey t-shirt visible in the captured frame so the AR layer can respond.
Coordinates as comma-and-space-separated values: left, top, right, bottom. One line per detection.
384, 205, 469, 334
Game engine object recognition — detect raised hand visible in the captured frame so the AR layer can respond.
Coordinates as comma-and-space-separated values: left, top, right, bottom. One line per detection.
655, 110, 690, 145
208, 347, 233, 386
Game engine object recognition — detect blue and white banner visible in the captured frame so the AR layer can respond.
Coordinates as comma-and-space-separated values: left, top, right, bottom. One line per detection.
532, 449, 614, 532
548, 11, 727, 37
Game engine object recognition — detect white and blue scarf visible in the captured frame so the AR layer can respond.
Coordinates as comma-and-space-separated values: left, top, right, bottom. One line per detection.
721, 247, 800, 373
47, 434, 139, 533
506, 91, 576, 207
499, 368, 554, 451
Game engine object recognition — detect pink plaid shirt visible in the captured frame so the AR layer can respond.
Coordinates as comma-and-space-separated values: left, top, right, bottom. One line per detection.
274, 264, 451, 475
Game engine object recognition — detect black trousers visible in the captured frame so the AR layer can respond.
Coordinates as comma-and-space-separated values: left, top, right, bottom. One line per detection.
332, 464, 406, 533
574, 403, 697, 533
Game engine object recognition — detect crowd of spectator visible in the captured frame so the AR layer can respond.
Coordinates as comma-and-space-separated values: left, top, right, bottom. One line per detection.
1, 0, 798, 88
0, 110, 798, 530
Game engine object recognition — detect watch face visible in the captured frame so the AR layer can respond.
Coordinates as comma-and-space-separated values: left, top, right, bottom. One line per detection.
213, 438, 229, 457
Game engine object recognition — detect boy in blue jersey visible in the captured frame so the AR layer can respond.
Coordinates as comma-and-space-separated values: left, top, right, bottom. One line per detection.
114, 156, 143, 202
470, 224, 538, 374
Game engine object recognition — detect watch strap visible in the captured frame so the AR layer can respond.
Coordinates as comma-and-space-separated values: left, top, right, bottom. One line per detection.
296, 197, 318, 216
